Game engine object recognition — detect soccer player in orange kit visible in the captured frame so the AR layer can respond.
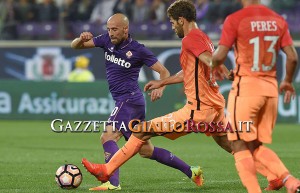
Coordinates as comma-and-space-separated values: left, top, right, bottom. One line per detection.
211, 0, 300, 193
81, 0, 233, 186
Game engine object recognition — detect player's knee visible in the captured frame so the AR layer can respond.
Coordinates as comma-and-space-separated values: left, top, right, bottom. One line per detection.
138, 141, 154, 158
100, 133, 109, 144
213, 135, 232, 153
138, 149, 153, 158
247, 140, 262, 154
231, 140, 248, 152
138, 152, 151, 158
100, 132, 120, 144
133, 131, 152, 141
221, 140, 232, 153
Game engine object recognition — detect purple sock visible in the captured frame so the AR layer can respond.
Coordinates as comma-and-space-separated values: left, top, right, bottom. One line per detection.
103, 140, 119, 186
150, 147, 192, 178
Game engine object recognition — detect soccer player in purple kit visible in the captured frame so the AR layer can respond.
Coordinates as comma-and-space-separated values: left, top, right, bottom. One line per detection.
71, 13, 203, 191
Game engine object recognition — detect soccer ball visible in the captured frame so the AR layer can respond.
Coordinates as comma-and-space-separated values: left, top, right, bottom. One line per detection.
55, 164, 82, 189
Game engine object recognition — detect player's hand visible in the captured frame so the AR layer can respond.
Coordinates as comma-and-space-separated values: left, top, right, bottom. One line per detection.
279, 80, 296, 103
213, 65, 231, 81
213, 68, 225, 81
148, 88, 163, 102
144, 80, 164, 91
80, 32, 93, 42
228, 69, 234, 81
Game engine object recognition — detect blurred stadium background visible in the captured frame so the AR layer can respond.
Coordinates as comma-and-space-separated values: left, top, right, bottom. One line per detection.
0, 0, 299, 192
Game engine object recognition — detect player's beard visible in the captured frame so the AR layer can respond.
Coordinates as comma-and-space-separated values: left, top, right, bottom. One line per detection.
111, 35, 126, 45
110, 37, 120, 45
176, 25, 184, 38
110, 39, 118, 44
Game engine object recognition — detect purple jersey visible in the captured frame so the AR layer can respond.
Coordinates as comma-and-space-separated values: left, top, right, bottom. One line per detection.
93, 33, 158, 102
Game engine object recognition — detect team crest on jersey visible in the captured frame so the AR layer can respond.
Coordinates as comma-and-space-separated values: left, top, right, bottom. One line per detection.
126, 51, 133, 58
108, 47, 114, 52
104, 152, 111, 161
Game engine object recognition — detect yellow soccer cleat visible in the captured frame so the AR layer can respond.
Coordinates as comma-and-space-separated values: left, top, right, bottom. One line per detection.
190, 166, 204, 187
89, 181, 121, 191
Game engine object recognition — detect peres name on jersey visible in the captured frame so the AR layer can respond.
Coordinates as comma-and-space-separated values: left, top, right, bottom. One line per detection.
251, 21, 277, 32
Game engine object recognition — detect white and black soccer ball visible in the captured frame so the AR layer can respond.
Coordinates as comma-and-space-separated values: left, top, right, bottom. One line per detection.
55, 164, 82, 189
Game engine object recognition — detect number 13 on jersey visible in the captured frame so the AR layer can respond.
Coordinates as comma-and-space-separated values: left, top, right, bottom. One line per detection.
249, 36, 279, 72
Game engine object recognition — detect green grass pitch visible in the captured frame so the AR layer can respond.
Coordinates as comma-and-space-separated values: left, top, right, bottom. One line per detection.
0, 121, 299, 193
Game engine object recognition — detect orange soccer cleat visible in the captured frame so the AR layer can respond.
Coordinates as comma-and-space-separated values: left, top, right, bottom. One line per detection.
265, 178, 283, 191
82, 158, 110, 182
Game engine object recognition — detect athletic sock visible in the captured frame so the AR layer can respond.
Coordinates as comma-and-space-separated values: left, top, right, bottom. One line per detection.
253, 145, 289, 180
150, 147, 192, 177
234, 150, 262, 193
103, 141, 119, 186
106, 135, 145, 175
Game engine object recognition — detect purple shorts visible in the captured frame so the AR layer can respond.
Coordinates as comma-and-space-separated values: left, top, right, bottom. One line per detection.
107, 98, 145, 140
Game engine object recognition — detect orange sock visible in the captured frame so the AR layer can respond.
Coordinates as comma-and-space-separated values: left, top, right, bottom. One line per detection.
106, 135, 145, 175
255, 160, 277, 181
234, 150, 262, 193
232, 150, 277, 182
253, 146, 289, 180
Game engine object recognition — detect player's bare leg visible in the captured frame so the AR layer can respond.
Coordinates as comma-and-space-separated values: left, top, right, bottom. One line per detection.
212, 135, 232, 153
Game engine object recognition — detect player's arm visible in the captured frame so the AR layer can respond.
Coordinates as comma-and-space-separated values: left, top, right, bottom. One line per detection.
279, 45, 298, 103
199, 50, 233, 80
150, 61, 170, 81
144, 70, 183, 92
71, 32, 95, 49
211, 45, 230, 68
282, 45, 298, 83
147, 61, 170, 102
211, 14, 235, 70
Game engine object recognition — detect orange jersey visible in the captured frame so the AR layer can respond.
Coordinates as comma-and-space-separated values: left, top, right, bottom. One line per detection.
180, 29, 225, 110
219, 5, 293, 97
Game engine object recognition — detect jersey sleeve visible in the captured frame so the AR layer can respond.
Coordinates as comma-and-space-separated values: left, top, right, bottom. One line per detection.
92, 34, 106, 48
219, 15, 237, 47
280, 21, 293, 48
139, 45, 158, 67
183, 34, 209, 57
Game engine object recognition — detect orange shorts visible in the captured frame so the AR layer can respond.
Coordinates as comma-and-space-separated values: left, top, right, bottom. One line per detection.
227, 93, 278, 143
150, 104, 226, 140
